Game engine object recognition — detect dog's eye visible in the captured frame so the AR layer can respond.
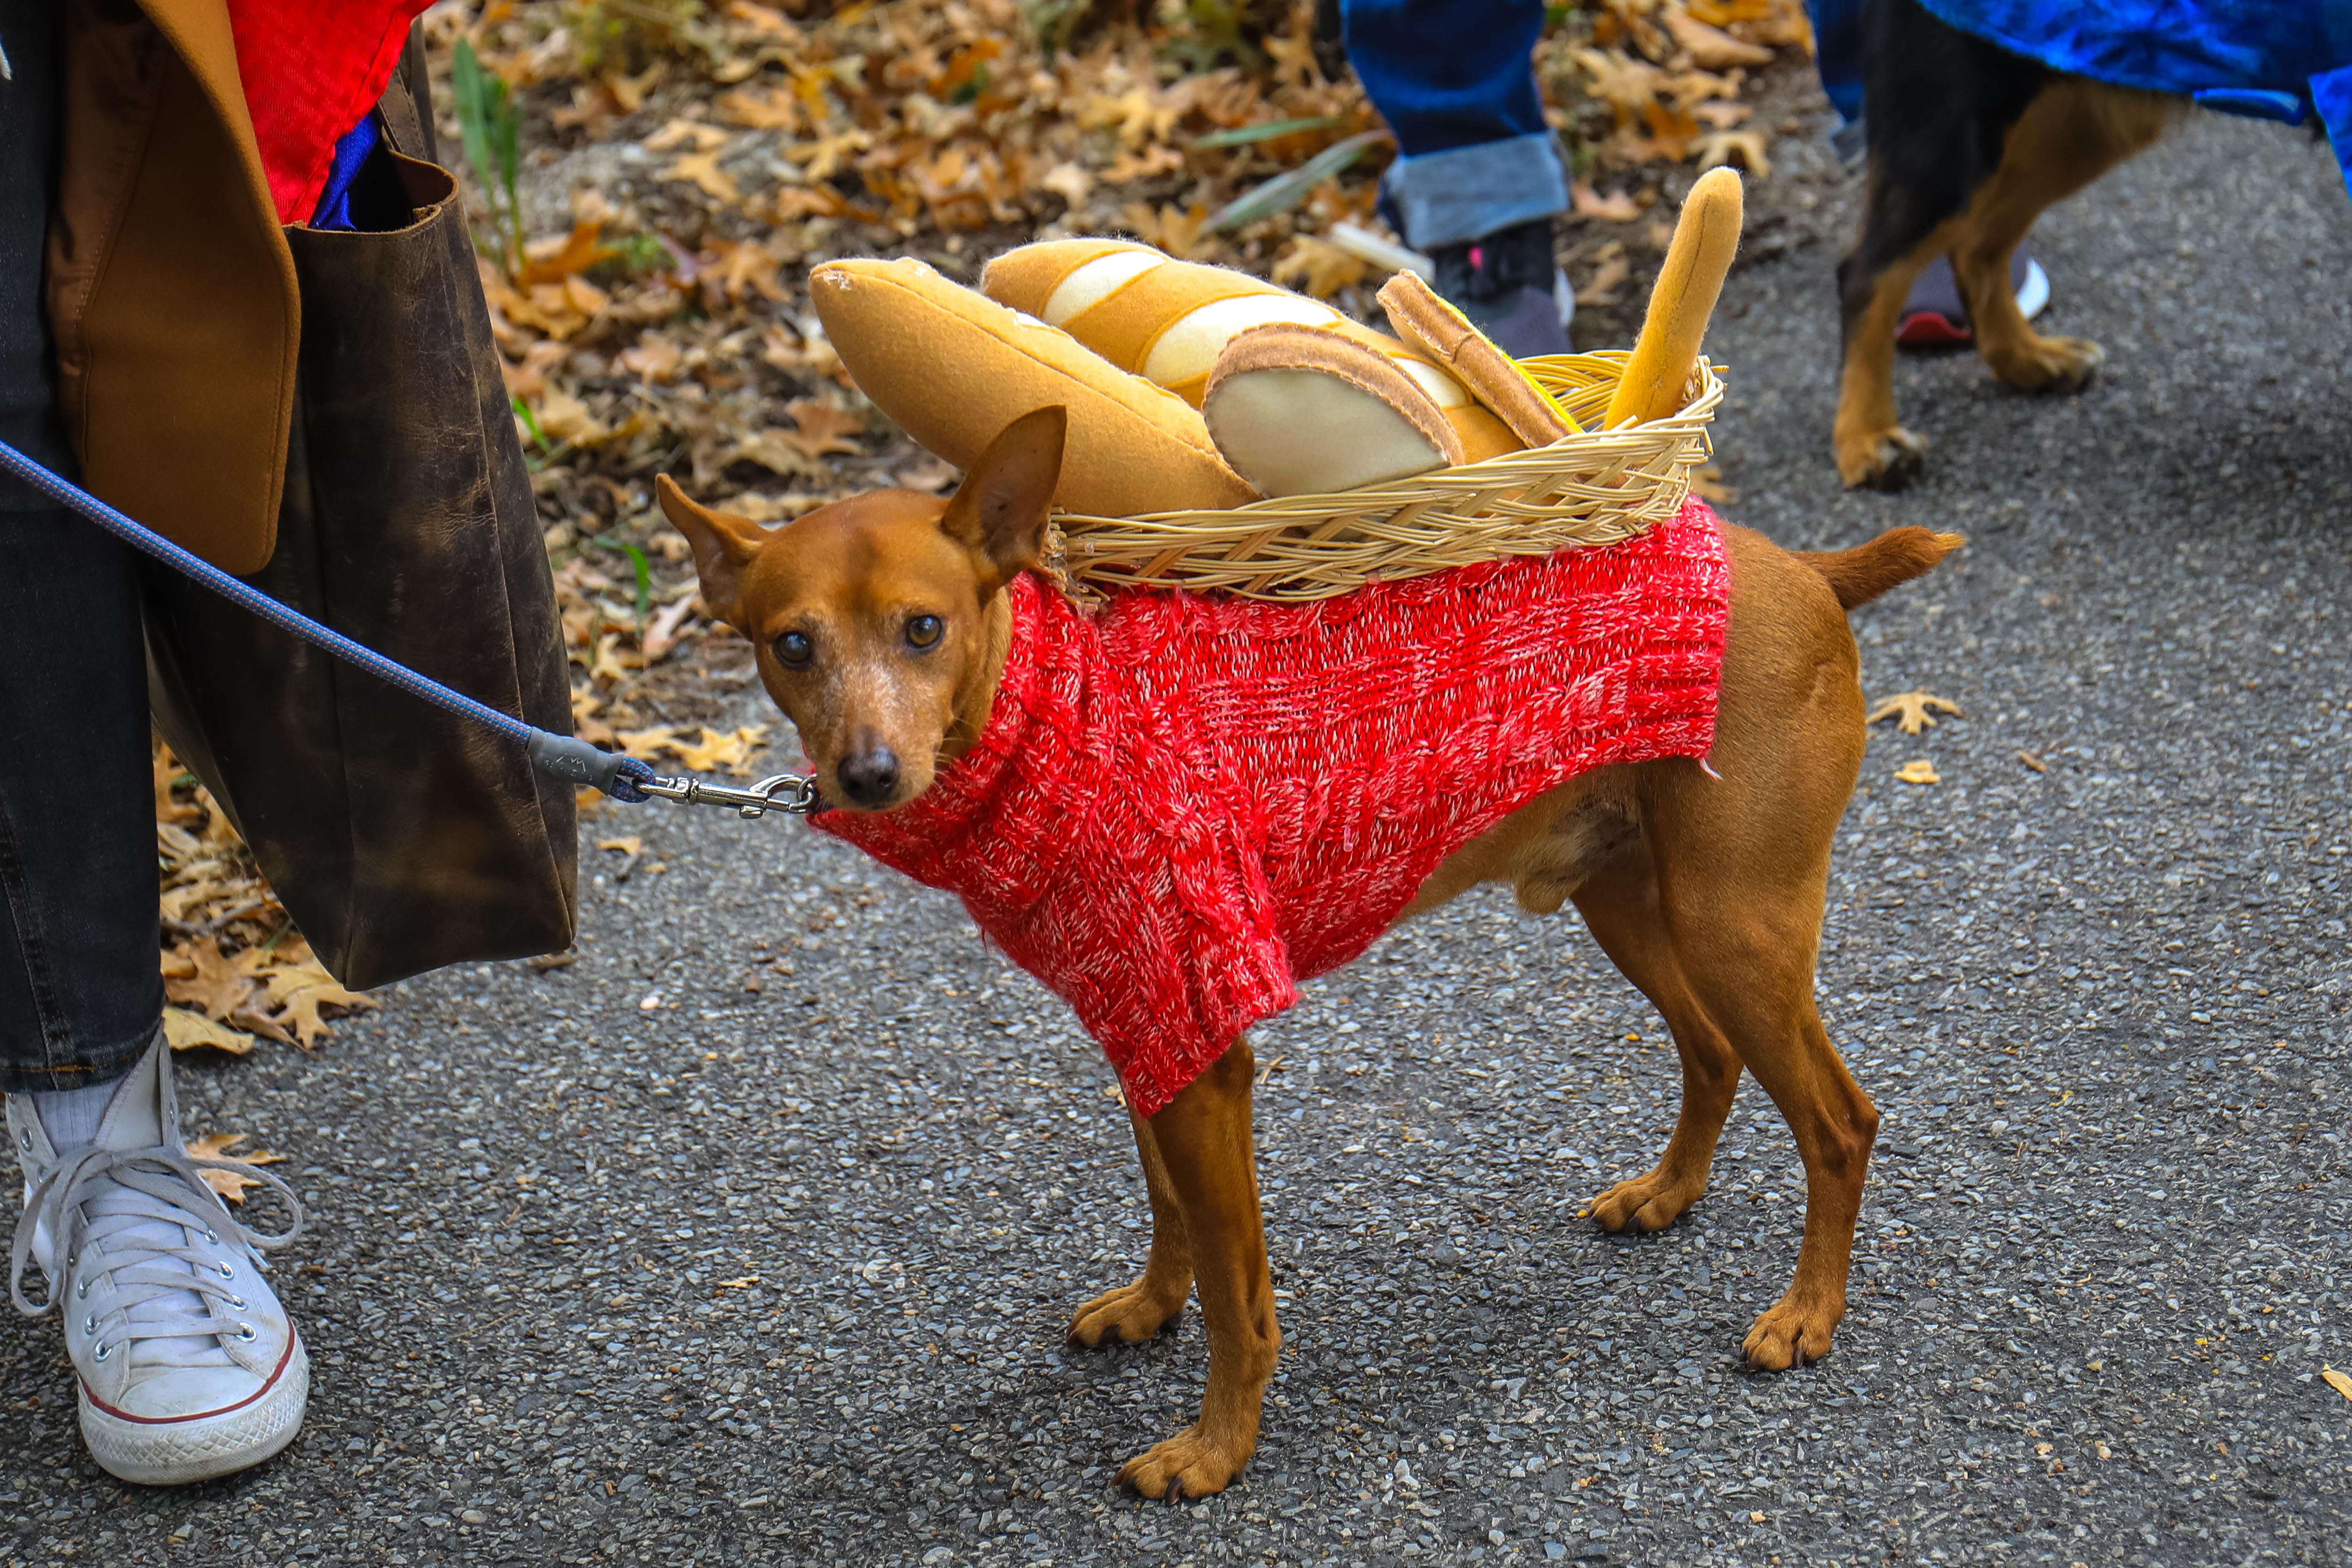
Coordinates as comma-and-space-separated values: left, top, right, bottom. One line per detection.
905, 614, 943, 649
774, 631, 813, 667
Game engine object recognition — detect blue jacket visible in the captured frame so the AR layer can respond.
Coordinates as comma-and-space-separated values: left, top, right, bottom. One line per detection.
1919, 0, 2352, 199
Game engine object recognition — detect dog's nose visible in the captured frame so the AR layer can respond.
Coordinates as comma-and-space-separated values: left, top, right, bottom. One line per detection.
837, 746, 901, 806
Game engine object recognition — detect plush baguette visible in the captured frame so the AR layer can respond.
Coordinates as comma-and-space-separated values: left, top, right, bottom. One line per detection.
1202, 323, 1461, 496
1603, 166, 1743, 428
983, 239, 1520, 462
1377, 270, 1577, 446
809, 258, 1257, 519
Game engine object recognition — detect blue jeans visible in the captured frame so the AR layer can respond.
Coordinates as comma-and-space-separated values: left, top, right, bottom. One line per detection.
1342, 0, 1569, 249
0, 0, 165, 1092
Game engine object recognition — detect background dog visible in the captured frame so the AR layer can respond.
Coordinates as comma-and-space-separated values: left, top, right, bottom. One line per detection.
1832, 0, 2340, 488
661, 415, 1958, 1498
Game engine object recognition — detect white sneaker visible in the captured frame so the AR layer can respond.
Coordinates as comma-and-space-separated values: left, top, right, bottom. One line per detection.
7, 1034, 308, 1485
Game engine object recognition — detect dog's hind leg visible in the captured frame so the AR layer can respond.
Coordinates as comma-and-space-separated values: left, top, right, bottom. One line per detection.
1114, 1038, 1280, 1501
1951, 81, 2171, 395
1573, 852, 1744, 1234
1068, 1110, 1197, 1346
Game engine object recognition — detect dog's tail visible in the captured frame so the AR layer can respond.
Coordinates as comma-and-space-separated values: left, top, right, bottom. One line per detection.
1796, 527, 1964, 611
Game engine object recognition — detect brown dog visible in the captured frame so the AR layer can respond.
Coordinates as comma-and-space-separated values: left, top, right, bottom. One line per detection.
658, 412, 1957, 1499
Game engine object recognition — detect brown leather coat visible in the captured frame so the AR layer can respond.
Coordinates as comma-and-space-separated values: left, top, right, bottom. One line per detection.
47, 0, 298, 574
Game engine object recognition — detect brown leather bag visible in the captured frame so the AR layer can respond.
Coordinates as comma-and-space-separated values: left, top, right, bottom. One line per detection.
146, 32, 577, 990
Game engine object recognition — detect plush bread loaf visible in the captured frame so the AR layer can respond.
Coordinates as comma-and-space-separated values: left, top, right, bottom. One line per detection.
807, 258, 1257, 519
1377, 270, 1577, 446
1202, 323, 1462, 497
1604, 166, 1743, 429
982, 239, 1521, 464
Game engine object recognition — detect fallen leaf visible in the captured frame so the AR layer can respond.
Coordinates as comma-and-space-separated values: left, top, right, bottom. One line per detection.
777, 398, 866, 458
617, 725, 770, 777
152, 748, 202, 825
1696, 129, 1772, 180
185, 1132, 285, 1205
715, 83, 799, 131
1575, 253, 1631, 305
644, 118, 731, 154
1689, 464, 1739, 504
270, 986, 365, 1052
1895, 759, 1941, 785
2323, 1366, 2352, 1401
598, 836, 645, 856
1663, 8, 1775, 68
641, 594, 701, 662
1572, 182, 1640, 222
163, 937, 255, 1022
1868, 691, 1964, 735
1271, 234, 1370, 299
528, 951, 579, 971
662, 150, 742, 205
162, 1007, 255, 1056
2017, 750, 2048, 773
717, 1276, 762, 1289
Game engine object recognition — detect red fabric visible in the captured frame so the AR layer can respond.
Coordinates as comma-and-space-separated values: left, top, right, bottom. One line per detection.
816, 500, 1732, 1116
227, 0, 434, 224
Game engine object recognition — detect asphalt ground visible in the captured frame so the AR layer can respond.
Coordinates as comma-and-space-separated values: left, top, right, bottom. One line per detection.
3, 99, 2348, 1568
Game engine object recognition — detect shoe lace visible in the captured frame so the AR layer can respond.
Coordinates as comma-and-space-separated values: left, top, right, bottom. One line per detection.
9, 1142, 303, 1357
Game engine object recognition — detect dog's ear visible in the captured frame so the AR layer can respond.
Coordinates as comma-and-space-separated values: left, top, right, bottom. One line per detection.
939, 405, 1065, 594
656, 474, 767, 630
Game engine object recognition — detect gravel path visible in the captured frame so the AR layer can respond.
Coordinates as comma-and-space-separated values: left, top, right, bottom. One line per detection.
4, 100, 2348, 1568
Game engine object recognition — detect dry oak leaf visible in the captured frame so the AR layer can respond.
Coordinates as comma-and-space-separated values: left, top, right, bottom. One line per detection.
777, 399, 867, 458
153, 747, 202, 825
1696, 129, 1773, 179
2323, 1366, 2352, 1401
164, 937, 255, 1022
715, 84, 800, 131
662, 150, 742, 205
1895, 759, 1941, 785
1868, 690, 1964, 735
185, 1132, 285, 1205
1571, 181, 1641, 222
255, 959, 378, 1049
1272, 235, 1371, 300
1576, 253, 1632, 305
163, 1007, 255, 1056
617, 724, 770, 777
643, 118, 731, 154
1663, 8, 1776, 67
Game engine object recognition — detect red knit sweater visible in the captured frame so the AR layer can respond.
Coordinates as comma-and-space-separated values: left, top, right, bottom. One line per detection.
814, 499, 1731, 1115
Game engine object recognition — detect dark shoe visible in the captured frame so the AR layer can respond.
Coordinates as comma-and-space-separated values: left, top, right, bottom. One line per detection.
1896, 249, 2050, 348
1427, 219, 1573, 359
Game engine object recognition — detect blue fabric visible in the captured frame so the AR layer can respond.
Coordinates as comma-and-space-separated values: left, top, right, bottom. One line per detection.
1810, 0, 1867, 123
1341, 0, 1569, 247
309, 113, 381, 231
1917, 0, 2352, 197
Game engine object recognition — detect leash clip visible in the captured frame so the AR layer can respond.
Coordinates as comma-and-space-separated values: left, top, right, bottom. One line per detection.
639, 772, 820, 819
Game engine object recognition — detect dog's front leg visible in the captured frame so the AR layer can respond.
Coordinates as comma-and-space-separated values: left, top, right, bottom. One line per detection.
1113, 1038, 1279, 1501
1068, 1110, 1196, 1345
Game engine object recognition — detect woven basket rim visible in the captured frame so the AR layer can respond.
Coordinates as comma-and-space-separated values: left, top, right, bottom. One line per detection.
1034, 349, 1724, 603
1054, 349, 1721, 533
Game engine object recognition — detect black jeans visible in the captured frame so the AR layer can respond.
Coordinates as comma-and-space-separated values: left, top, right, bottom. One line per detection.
0, 0, 164, 1092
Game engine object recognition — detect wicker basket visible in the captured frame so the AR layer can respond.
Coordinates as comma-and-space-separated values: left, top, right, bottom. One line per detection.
1044, 349, 1723, 605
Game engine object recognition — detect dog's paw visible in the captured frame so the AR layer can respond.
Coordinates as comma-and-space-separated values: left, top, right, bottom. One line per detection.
1586, 1167, 1705, 1233
1067, 1279, 1187, 1348
1741, 1291, 1844, 1372
1835, 425, 1928, 490
1995, 334, 2103, 395
1115, 1425, 1248, 1501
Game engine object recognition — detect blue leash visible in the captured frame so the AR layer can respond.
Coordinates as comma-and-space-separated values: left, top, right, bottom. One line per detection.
0, 440, 818, 819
